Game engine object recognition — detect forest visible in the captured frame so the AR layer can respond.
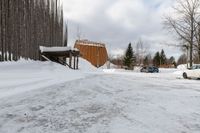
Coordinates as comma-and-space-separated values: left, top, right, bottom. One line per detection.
0, 0, 63, 61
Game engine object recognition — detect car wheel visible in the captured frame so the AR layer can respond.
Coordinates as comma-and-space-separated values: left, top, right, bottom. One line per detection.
156, 70, 159, 73
183, 72, 188, 79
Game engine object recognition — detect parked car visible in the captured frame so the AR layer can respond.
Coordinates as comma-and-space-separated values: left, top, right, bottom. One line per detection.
182, 64, 200, 79
140, 66, 159, 73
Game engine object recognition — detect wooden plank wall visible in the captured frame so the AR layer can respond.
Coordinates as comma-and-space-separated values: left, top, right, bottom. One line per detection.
0, 0, 63, 61
75, 43, 108, 67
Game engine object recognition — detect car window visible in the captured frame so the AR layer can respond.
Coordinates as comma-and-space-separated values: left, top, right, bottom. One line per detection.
149, 67, 153, 70
191, 66, 196, 69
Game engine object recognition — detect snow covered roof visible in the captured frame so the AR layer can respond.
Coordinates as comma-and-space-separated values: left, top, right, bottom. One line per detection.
39, 46, 79, 53
75, 40, 106, 47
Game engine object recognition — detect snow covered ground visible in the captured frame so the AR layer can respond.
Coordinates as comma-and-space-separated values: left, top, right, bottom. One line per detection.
0, 60, 200, 133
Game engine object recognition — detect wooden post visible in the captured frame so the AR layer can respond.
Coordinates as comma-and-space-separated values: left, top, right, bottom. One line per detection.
73, 55, 76, 69
39, 50, 41, 61
76, 56, 79, 69
63, 57, 66, 66
69, 52, 72, 68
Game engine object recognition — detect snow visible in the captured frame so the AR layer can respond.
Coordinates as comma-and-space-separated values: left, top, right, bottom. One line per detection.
100, 62, 118, 69
0, 58, 99, 99
0, 60, 200, 133
76, 40, 106, 47
39, 46, 79, 53
78, 58, 97, 71
177, 64, 187, 70
0, 59, 85, 99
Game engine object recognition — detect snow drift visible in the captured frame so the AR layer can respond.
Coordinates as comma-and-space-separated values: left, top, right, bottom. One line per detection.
0, 58, 97, 99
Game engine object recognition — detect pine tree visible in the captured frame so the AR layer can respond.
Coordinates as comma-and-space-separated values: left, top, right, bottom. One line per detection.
153, 51, 160, 67
169, 56, 175, 64
123, 43, 136, 70
160, 49, 167, 65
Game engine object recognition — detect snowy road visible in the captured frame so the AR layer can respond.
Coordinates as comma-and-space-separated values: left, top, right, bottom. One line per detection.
0, 70, 200, 133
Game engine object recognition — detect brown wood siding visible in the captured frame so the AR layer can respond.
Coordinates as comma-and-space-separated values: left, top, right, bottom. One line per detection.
75, 44, 108, 67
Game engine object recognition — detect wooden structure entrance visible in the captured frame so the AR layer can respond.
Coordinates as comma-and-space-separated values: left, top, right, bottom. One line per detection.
39, 46, 80, 70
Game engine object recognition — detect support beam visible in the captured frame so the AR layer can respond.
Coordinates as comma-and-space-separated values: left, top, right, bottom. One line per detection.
76, 56, 79, 69
69, 52, 72, 68
73, 56, 76, 69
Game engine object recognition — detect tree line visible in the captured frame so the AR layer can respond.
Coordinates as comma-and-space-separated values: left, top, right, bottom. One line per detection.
0, 0, 63, 61
151, 50, 176, 67
110, 42, 177, 70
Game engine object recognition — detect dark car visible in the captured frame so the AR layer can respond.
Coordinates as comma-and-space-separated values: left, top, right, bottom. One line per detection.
140, 66, 159, 73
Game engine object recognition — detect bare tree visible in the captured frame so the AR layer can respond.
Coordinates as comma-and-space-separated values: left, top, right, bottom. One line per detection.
135, 38, 149, 66
164, 0, 200, 67
194, 22, 200, 62
143, 54, 152, 66
177, 54, 188, 65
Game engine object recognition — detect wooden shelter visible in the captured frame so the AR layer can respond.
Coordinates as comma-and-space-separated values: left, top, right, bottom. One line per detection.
39, 46, 80, 70
74, 40, 108, 67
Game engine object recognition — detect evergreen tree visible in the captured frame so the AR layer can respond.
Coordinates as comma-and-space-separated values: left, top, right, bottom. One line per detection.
123, 43, 136, 70
169, 56, 177, 68
143, 56, 149, 66
160, 49, 167, 65
169, 56, 175, 64
153, 51, 160, 67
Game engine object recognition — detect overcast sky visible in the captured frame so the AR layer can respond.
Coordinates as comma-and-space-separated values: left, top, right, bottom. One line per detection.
63, 0, 181, 58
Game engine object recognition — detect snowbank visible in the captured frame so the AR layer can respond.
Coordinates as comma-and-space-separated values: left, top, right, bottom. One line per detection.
0, 59, 85, 99
78, 58, 97, 71
0, 57, 101, 99
177, 64, 187, 70
99, 61, 117, 69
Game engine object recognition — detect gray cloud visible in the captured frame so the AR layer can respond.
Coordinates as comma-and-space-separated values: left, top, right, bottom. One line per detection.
63, 0, 181, 58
